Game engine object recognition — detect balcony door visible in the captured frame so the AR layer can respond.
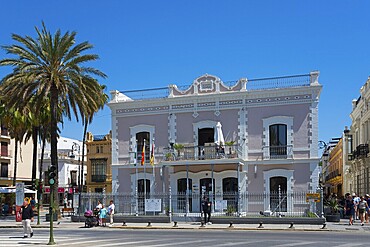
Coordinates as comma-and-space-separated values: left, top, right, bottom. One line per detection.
136, 132, 150, 164
198, 128, 214, 159
269, 124, 287, 158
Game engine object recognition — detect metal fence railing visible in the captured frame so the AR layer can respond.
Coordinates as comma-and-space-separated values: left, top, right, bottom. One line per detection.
78, 191, 321, 218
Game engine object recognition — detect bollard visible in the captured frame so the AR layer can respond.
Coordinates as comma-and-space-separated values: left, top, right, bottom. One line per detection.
229, 221, 234, 228
321, 223, 327, 229
289, 222, 295, 229
257, 222, 264, 229
147, 221, 152, 227
122, 221, 127, 227
173, 221, 178, 227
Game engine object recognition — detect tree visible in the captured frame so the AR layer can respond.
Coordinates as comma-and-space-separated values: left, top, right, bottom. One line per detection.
0, 22, 107, 245
0, 105, 28, 186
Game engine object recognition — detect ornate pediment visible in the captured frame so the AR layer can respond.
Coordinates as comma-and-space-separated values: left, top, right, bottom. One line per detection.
169, 74, 247, 98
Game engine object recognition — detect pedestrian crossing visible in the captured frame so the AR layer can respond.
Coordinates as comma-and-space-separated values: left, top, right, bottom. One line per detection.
0, 229, 368, 247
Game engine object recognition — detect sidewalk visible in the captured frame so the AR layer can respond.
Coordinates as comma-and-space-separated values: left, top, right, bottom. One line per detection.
1, 216, 369, 232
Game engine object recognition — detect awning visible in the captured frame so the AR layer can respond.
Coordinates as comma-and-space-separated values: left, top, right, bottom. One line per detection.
0, 187, 37, 194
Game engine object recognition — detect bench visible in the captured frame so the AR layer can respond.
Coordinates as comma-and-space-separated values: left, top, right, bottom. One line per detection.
62, 208, 75, 217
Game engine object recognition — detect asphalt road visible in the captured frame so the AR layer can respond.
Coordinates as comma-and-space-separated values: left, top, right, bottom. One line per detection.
0, 228, 368, 247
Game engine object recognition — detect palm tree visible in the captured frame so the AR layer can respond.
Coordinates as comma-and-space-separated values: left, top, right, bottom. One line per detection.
0, 23, 107, 244
0, 105, 28, 186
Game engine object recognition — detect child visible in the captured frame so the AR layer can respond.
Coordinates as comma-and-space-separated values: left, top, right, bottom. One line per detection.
99, 205, 107, 227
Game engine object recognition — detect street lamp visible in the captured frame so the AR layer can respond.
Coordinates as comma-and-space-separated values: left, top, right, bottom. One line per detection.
70, 142, 81, 218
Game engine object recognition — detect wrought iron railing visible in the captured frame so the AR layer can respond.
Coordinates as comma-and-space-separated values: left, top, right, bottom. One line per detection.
79, 191, 319, 218
262, 145, 293, 159
163, 144, 240, 161
351, 144, 369, 160
119, 74, 312, 100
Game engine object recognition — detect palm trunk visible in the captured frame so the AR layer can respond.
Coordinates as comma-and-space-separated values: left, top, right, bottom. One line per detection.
31, 126, 38, 183
12, 140, 18, 186
50, 86, 59, 210
37, 129, 46, 225
48, 85, 58, 244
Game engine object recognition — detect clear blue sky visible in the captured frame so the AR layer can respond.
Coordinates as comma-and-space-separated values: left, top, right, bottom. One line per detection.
1, 1, 369, 144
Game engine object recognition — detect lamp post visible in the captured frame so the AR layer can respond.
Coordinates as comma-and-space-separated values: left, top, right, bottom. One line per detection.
319, 140, 328, 219
70, 142, 81, 218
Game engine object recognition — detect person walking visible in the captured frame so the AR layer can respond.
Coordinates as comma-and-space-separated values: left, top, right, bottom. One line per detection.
345, 194, 355, 225
202, 196, 212, 225
99, 205, 107, 227
358, 196, 368, 226
21, 197, 34, 238
108, 200, 115, 226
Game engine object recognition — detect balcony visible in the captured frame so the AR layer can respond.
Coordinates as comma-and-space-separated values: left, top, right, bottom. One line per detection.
163, 144, 240, 161
91, 175, 107, 183
351, 144, 369, 160
262, 145, 293, 160
325, 170, 342, 183
0, 150, 12, 159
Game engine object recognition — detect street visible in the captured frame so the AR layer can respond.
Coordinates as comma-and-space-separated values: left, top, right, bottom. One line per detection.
0, 228, 368, 247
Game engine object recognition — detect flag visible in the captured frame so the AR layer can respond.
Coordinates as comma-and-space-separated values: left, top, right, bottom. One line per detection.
141, 142, 145, 165
150, 142, 155, 166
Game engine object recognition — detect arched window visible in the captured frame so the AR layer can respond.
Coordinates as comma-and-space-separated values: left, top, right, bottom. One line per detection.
177, 178, 192, 212
222, 177, 238, 213
269, 176, 287, 212
269, 124, 287, 158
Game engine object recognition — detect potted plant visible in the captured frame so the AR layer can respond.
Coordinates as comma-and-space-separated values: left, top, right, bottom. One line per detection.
173, 143, 184, 157
225, 141, 235, 155
165, 153, 173, 161
324, 198, 342, 222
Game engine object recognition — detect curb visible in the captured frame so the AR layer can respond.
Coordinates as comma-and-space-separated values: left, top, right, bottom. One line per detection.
109, 226, 337, 232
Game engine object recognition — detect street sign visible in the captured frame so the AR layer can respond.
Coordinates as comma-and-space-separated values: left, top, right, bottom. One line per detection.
306, 193, 321, 202
15, 183, 24, 206
15, 183, 24, 223
145, 199, 161, 212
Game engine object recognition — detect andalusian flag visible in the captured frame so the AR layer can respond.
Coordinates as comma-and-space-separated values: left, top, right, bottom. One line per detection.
141, 142, 145, 165
150, 143, 155, 166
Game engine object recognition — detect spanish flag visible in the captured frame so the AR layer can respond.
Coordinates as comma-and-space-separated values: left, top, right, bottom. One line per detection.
141, 143, 145, 165
150, 143, 155, 166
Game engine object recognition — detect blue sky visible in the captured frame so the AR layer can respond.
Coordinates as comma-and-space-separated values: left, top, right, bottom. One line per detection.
0, 1, 369, 144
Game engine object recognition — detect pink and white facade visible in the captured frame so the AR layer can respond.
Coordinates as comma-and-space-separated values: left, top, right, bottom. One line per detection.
108, 72, 322, 213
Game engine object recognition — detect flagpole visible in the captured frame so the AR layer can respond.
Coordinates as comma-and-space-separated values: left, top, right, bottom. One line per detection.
144, 139, 146, 216
152, 140, 155, 191
135, 140, 138, 216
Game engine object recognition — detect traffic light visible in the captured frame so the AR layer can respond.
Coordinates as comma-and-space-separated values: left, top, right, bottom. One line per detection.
48, 165, 57, 185
31, 180, 36, 191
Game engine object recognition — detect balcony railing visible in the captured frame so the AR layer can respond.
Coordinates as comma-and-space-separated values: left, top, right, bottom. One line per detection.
263, 145, 293, 160
351, 144, 369, 160
163, 144, 240, 161
91, 175, 107, 183
325, 170, 341, 182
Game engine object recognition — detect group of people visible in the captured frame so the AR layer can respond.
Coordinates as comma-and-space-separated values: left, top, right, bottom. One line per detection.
344, 193, 370, 226
95, 200, 115, 226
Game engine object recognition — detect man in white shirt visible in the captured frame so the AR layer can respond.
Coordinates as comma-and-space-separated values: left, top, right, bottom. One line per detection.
353, 193, 360, 220
108, 200, 115, 226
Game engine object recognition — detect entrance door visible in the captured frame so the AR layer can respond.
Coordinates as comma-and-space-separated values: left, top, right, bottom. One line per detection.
177, 178, 192, 212
138, 179, 150, 213
269, 176, 287, 212
200, 178, 215, 209
223, 177, 238, 212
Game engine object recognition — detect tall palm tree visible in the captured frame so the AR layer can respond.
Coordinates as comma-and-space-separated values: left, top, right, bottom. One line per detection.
0, 23, 107, 243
